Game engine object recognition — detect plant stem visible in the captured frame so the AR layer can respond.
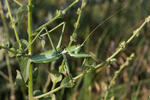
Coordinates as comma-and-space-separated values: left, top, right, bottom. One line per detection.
34, 86, 63, 99
6, 54, 16, 100
28, 0, 33, 99
0, 3, 9, 38
5, 0, 21, 49
69, 0, 85, 46
0, 71, 9, 81
51, 81, 57, 90
35, 14, 60, 32
13, 0, 22, 6
104, 53, 134, 100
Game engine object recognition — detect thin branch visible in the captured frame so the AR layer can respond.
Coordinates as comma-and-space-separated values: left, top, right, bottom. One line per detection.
13, 0, 22, 6
6, 54, 16, 100
28, 0, 33, 99
0, 71, 9, 81
104, 53, 135, 100
5, 0, 21, 49
34, 86, 63, 99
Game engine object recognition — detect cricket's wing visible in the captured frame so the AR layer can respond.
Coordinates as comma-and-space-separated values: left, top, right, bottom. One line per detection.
29, 49, 62, 63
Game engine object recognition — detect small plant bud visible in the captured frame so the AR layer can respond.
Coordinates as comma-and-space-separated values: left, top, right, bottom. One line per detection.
145, 15, 150, 22
133, 29, 140, 37
107, 58, 117, 64
70, 33, 77, 42
110, 58, 117, 63
62, 10, 66, 15
119, 41, 126, 49
74, 22, 77, 28
77, 8, 81, 15
56, 10, 62, 16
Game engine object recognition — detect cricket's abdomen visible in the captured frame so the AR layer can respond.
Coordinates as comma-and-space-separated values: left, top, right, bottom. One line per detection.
29, 49, 62, 63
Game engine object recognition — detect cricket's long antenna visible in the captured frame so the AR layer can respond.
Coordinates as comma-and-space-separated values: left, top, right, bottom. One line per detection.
80, 6, 126, 47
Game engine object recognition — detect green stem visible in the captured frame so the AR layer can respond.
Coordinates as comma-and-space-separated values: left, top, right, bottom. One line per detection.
5, 0, 21, 49
28, 0, 33, 99
70, 0, 85, 45
6, 54, 16, 100
34, 86, 63, 99
63, 0, 79, 14
104, 53, 134, 100
35, 14, 60, 32
0, 3, 9, 38
0, 71, 9, 81
51, 81, 57, 90
13, 0, 22, 6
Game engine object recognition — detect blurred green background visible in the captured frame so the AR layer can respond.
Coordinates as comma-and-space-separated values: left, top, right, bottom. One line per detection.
0, 0, 150, 100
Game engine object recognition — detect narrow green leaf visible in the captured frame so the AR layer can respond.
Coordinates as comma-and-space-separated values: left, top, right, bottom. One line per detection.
34, 90, 51, 100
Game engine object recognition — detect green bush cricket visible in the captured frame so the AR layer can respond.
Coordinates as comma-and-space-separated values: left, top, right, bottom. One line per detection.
28, 22, 91, 64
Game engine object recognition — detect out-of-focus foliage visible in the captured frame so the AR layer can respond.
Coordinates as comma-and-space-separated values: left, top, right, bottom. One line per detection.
0, 0, 150, 100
